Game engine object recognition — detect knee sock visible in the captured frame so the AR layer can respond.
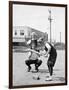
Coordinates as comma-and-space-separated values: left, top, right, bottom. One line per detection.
48, 65, 53, 76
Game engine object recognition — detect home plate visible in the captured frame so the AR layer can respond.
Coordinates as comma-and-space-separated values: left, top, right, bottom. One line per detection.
32, 73, 40, 80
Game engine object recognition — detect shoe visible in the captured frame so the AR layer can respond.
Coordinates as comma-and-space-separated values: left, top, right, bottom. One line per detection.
45, 76, 52, 81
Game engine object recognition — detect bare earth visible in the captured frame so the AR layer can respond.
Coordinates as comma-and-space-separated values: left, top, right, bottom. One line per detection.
13, 50, 65, 86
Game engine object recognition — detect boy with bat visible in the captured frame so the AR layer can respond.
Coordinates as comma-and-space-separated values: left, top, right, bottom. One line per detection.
25, 32, 42, 72
39, 38, 57, 81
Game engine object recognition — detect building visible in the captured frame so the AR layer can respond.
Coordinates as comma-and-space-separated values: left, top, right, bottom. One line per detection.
13, 26, 48, 46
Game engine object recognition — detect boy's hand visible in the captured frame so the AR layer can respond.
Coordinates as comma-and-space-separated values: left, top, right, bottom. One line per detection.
44, 54, 48, 57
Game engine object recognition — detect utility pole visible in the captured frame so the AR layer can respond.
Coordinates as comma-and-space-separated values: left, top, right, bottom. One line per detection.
48, 9, 53, 44
60, 32, 61, 43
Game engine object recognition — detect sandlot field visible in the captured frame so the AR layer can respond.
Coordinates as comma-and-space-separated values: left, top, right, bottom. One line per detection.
13, 48, 65, 86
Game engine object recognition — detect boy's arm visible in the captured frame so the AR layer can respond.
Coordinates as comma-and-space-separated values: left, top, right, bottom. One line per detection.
29, 49, 40, 56
22, 49, 40, 55
44, 43, 51, 57
44, 49, 50, 57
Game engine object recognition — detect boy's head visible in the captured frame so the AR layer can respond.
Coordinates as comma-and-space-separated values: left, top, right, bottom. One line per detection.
30, 32, 37, 49
31, 32, 37, 40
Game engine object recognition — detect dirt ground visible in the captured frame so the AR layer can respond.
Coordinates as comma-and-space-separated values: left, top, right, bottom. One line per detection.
13, 50, 65, 86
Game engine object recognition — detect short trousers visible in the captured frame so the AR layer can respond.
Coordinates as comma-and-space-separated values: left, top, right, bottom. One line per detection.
47, 53, 57, 67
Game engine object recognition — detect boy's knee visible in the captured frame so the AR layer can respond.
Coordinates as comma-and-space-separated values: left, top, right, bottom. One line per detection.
37, 60, 42, 66
25, 60, 30, 65
47, 61, 54, 67
39, 60, 42, 64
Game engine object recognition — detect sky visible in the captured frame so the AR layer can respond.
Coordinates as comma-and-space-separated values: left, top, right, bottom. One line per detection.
13, 4, 65, 43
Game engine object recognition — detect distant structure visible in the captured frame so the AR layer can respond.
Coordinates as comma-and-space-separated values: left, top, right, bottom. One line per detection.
13, 26, 48, 45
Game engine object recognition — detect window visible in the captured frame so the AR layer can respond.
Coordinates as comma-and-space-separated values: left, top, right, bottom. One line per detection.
15, 30, 17, 35
20, 30, 24, 35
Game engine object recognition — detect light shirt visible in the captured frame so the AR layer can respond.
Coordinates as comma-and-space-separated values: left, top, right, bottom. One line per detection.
45, 43, 51, 51
28, 51, 39, 60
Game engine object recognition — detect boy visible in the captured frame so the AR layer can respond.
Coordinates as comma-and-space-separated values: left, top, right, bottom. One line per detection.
25, 32, 42, 72
41, 42, 57, 80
